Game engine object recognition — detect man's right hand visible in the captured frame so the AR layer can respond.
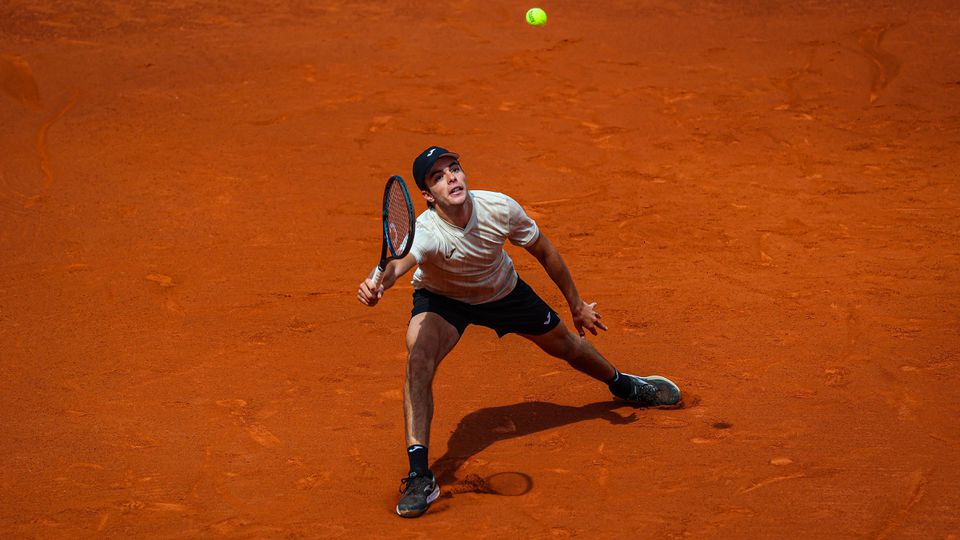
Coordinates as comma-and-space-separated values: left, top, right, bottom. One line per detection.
357, 278, 384, 307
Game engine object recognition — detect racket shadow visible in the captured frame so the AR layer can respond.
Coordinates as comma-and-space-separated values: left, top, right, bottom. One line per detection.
432, 400, 637, 491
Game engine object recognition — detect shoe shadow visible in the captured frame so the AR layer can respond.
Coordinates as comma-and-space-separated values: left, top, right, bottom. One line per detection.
432, 400, 638, 495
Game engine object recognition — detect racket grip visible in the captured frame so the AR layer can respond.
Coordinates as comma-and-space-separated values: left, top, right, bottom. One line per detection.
371, 265, 384, 289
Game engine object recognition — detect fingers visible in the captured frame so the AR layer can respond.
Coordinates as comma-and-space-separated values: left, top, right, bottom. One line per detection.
589, 302, 606, 332
357, 280, 382, 307
357, 290, 370, 306
368, 279, 384, 299
575, 301, 606, 335
357, 290, 377, 306
576, 318, 598, 337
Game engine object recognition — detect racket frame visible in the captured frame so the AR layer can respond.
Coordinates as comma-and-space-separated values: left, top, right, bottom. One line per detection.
372, 175, 415, 288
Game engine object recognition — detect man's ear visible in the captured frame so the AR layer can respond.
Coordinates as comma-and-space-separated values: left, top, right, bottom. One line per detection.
420, 189, 434, 204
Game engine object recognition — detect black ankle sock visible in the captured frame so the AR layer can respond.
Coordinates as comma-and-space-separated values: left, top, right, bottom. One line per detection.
607, 369, 632, 398
407, 445, 429, 475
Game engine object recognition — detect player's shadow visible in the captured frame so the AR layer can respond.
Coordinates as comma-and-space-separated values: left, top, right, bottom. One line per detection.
431, 400, 637, 495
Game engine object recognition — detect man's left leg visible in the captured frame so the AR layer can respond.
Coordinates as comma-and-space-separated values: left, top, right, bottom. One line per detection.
520, 322, 616, 381
520, 323, 681, 406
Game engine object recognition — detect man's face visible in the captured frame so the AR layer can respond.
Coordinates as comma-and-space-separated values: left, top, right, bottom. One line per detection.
422, 156, 468, 207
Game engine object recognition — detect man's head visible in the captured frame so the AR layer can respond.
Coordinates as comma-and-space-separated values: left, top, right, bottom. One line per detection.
412, 146, 466, 208
412, 146, 460, 191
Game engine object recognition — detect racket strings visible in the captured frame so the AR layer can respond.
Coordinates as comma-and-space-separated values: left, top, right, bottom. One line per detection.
386, 183, 413, 255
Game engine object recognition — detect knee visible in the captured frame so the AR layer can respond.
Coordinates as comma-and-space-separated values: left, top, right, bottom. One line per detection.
552, 331, 583, 361
406, 351, 438, 381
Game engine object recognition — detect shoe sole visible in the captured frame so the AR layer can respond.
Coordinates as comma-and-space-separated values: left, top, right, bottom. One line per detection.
643, 375, 682, 406
396, 484, 440, 518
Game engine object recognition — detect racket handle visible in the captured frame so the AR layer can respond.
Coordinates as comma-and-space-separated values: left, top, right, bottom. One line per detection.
371, 265, 384, 289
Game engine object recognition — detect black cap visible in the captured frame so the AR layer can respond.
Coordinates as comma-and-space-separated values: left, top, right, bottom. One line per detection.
412, 146, 460, 191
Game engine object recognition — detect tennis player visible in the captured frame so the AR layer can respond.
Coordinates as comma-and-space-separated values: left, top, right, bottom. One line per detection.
357, 146, 681, 518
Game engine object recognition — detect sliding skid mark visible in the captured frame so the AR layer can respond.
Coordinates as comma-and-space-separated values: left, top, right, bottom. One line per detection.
739, 472, 806, 494
25, 92, 79, 207
856, 25, 901, 104
875, 468, 928, 539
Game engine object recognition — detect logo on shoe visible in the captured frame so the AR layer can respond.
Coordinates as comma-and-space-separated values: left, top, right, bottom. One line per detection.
543, 312, 551, 325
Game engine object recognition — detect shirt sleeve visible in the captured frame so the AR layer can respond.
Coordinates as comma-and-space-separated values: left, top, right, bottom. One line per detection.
409, 224, 441, 264
505, 194, 540, 246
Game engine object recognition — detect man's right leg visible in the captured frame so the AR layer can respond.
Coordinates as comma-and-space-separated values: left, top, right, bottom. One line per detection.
404, 312, 461, 448
397, 312, 460, 518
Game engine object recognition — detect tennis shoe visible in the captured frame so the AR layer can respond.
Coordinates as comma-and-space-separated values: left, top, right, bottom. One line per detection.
396, 470, 439, 518
613, 373, 682, 406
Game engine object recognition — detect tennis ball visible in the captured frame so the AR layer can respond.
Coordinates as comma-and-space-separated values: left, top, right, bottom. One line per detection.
525, 7, 547, 27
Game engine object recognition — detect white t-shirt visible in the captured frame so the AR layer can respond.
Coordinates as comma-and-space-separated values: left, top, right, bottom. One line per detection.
409, 190, 540, 304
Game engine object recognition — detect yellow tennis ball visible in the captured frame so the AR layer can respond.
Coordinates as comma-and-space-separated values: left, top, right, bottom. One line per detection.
525, 7, 547, 27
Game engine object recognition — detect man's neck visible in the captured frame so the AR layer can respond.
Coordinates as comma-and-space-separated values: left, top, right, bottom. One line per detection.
433, 192, 473, 229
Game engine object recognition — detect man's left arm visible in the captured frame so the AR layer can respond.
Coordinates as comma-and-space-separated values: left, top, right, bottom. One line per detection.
524, 232, 608, 337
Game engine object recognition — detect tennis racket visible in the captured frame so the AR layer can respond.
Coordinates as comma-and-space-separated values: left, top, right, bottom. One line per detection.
371, 175, 416, 288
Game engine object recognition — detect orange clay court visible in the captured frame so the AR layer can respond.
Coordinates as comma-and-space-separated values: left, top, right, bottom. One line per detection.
1, 1, 959, 537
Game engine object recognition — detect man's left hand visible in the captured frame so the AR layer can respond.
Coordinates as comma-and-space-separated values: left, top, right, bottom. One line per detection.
572, 301, 608, 337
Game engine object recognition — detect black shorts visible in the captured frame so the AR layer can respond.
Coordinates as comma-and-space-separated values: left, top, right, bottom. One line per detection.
411, 277, 561, 337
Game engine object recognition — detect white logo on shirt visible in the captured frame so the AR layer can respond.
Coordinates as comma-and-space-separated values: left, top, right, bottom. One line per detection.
543, 312, 551, 325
